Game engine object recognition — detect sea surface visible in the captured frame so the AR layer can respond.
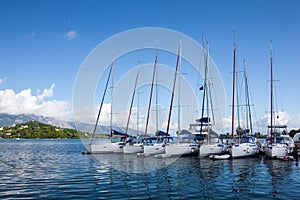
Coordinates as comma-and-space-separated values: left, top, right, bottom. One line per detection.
0, 139, 299, 199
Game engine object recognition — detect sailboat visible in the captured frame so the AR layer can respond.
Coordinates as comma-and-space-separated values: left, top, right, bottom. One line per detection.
164, 38, 200, 157
264, 41, 294, 159
123, 67, 144, 154
198, 38, 228, 158
90, 56, 125, 153
143, 54, 167, 155
228, 33, 259, 158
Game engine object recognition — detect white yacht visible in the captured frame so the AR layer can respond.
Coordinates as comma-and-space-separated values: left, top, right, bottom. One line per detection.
199, 130, 228, 158
264, 125, 294, 158
90, 140, 125, 153
143, 134, 174, 156
123, 136, 144, 154
89, 57, 125, 154
165, 130, 199, 157
90, 130, 126, 153
227, 33, 259, 159
264, 42, 294, 159
196, 117, 227, 158
229, 131, 259, 158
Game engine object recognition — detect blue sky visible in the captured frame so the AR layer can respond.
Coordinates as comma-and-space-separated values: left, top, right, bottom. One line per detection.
0, 0, 299, 132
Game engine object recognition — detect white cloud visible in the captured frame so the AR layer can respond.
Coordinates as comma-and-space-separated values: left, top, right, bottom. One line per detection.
221, 111, 300, 135
37, 83, 55, 101
0, 84, 72, 121
73, 103, 111, 125
257, 111, 300, 131
64, 30, 77, 40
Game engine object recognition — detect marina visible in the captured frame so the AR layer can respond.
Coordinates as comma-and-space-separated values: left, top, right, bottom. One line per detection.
1, 1, 299, 199
86, 35, 298, 161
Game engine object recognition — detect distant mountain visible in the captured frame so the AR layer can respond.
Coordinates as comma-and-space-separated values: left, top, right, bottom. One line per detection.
0, 113, 141, 136
0, 113, 74, 129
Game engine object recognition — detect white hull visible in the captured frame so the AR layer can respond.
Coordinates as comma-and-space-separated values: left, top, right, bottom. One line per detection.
229, 143, 259, 158
199, 143, 226, 158
264, 144, 290, 158
265, 135, 294, 158
143, 143, 165, 155
123, 143, 144, 154
165, 143, 199, 156
90, 142, 124, 153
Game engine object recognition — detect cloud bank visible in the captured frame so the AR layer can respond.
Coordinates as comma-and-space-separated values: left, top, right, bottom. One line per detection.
0, 84, 72, 121
221, 111, 300, 134
74, 103, 111, 125
1, 84, 298, 133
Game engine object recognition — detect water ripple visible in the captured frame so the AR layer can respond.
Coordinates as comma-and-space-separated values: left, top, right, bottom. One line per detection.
0, 139, 299, 199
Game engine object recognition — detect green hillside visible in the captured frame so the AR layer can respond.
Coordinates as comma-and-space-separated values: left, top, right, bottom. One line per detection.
0, 121, 88, 139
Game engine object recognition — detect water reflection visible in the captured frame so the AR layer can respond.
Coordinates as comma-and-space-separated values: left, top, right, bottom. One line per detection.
228, 157, 263, 199
1, 139, 299, 199
263, 158, 294, 199
89, 154, 299, 199
90, 155, 204, 199
91, 153, 178, 173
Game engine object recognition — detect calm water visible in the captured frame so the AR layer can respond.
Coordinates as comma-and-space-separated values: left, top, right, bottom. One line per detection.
0, 139, 299, 199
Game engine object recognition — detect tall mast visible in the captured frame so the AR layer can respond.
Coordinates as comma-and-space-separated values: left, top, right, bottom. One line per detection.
137, 62, 141, 136
244, 59, 253, 133
243, 59, 249, 130
166, 37, 181, 140
144, 55, 158, 137
231, 32, 237, 139
270, 40, 273, 141
200, 34, 207, 135
207, 44, 215, 126
91, 60, 113, 144
110, 56, 114, 142
155, 53, 159, 134
205, 43, 209, 122
178, 37, 182, 134
236, 57, 240, 129
125, 68, 140, 140
206, 42, 210, 143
